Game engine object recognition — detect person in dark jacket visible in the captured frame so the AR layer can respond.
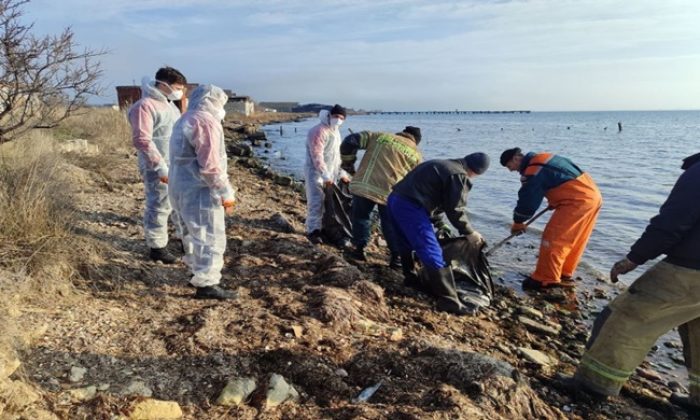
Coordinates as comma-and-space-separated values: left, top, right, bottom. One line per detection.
387, 153, 489, 315
500, 148, 602, 290
570, 152, 700, 412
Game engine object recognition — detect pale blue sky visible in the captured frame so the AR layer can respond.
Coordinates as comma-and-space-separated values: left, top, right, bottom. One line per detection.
24, 0, 700, 111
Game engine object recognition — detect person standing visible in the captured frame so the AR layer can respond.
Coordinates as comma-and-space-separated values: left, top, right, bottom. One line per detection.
304, 104, 349, 244
340, 126, 423, 268
570, 152, 700, 412
500, 148, 602, 290
128, 67, 187, 264
169, 85, 237, 300
387, 154, 489, 315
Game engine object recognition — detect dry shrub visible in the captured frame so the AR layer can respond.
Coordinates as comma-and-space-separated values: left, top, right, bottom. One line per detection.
0, 130, 100, 292
52, 107, 131, 151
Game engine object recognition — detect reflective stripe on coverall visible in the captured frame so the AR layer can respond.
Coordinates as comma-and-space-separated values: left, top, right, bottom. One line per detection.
575, 261, 700, 404
169, 85, 234, 287
128, 77, 182, 248
530, 166, 602, 285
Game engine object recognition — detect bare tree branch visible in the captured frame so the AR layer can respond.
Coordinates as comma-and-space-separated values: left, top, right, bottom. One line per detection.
0, 0, 104, 143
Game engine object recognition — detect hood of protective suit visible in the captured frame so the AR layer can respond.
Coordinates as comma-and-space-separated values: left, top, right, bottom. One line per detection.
140, 76, 168, 102
188, 84, 229, 118
318, 109, 331, 126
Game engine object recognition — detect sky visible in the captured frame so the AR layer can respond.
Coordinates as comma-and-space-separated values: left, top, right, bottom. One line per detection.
21, 0, 700, 111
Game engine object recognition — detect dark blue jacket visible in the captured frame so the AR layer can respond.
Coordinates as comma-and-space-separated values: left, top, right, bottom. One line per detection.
627, 156, 700, 270
513, 152, 583, 223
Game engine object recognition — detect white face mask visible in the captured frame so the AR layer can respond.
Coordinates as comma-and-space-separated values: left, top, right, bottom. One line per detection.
158, 80, 184, 101
167, 89, 184, 101
330, 117, 343, 127
216, 108, 226, 121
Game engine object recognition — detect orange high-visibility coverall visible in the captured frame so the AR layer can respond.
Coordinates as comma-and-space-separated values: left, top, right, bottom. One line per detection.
515, 153, 602, 285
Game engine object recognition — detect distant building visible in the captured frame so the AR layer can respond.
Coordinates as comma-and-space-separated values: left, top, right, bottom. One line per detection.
225, 96, 254, 116
258, 101, 299, 113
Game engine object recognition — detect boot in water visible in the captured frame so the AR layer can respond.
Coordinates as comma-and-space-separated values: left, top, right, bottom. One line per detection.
150, 247, 177, 264
194, 285, 238, 300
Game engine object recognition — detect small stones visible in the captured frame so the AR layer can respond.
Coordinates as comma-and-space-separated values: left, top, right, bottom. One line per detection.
517, 316, 561, 336
67, 385, 97, 401
388, 328, 403, 342
290, 325, 304, 338
124, 380, 153, 397
216, 377, 257, 407
518, 305, 543, 319
129, 399, 183, 419
518, 347, 556, 367
265, 373, 300, 408
335, 368, 349, 377
636, 368, 662, 382
69, 366, 87, 383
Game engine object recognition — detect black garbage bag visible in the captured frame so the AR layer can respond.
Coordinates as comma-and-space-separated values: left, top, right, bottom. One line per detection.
418, 235, 495, 312
441, 236, 495, 310
321, 182, 353, 246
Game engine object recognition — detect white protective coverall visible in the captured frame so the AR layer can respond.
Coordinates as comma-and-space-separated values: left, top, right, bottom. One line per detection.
304, 109, 347, 233
128, 78, 182, 249
169, 85, 235, 287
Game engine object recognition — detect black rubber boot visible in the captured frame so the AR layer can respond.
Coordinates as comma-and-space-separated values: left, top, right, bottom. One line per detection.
389, 254, 402, 270
194, 285, 238, 300
401, 252, 421, 289
424, 267, 473, 316
347, 246, 367, 261
670, 392, 700, 414
149, 247, 177, 264
307, 230, 323, 244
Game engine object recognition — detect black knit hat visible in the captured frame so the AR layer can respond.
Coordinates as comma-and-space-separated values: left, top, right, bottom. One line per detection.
464, 152, 490, 175
402, 126, 422, 144
500, 147, 522, 167
330, 104, 347, 118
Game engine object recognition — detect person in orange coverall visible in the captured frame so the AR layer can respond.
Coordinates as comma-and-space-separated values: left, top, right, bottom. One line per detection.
500, 148, 602, 290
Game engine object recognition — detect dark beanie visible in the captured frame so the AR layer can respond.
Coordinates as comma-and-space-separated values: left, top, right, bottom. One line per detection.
464, 152, 490, 175
402, 126, 422, 144
330, 104, 347, 118
499, 147, 522, 167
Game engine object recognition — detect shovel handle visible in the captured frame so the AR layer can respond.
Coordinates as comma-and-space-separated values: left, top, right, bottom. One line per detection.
485, 207, 552, 257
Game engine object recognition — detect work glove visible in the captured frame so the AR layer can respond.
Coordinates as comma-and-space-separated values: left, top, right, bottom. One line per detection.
467, 231, 485, 247
222, 198, 236, 216
435, 222, 453, 239
511, 222, 527, 235
610, 258, 638, 283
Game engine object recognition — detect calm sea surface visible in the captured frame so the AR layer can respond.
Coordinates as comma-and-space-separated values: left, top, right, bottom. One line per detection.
259, 110, 699, 283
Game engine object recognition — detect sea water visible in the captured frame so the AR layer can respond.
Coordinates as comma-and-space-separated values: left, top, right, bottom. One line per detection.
260, 110, 698, 281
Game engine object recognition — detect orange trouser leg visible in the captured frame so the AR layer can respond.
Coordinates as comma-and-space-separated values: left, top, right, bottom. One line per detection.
531, 173, 602, 285
531, 207, 576, 284
561, 173, 602, 277
561, 204, 601, 277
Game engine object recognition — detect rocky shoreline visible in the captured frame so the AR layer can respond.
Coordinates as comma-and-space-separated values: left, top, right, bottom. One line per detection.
0, 110, 693, 419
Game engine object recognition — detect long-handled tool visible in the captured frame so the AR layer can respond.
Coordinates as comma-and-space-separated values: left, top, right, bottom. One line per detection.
485, 207, 552, 257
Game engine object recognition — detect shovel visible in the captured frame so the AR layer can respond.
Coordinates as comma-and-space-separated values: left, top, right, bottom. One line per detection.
485, 207, 551, 257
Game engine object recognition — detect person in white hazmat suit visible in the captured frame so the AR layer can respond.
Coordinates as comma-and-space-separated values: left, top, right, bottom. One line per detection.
304, 104, 350, 245
128, 66, 187, 264
169, 84, 237, 300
